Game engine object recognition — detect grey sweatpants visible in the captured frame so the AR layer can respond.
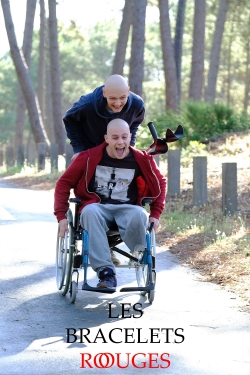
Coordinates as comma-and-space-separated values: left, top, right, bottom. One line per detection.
80, 203, 149, 275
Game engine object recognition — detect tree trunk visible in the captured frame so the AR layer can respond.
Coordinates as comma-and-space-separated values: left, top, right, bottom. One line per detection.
189, 0, 206, 101
205, 0, 229, 102
244, 33, 250, 112
39, 4, 55, 143
15, 0, 37, 165
129, 0, 147, 97
1, 0, 50, 147
112, 0, 134, 76
174, 0, 186, 105
159, 0, 178, 112
226, 24, 233, 107
44, 16, 55, 144
37, 0, 45, 118
45, 55, 55, 143
48, 0, 65, 155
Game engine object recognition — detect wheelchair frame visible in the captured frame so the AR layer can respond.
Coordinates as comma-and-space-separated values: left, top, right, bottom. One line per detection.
56, 198, 156, 304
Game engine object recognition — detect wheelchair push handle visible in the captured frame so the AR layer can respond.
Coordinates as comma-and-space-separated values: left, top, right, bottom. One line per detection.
148, 121, 158, 140
146, 121, 184, 156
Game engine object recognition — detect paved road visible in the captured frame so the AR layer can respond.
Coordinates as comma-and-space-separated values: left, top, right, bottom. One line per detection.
0, 180, 249, 375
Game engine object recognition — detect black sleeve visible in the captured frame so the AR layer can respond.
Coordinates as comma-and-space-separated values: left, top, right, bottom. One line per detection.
130, 107, 145, 146
63, 108, 86, 154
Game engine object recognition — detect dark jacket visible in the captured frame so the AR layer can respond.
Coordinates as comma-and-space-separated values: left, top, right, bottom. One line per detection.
54, 142, 166, 222
63, 86, 145, 153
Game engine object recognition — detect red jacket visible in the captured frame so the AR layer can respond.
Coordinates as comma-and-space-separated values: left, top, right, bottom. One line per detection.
54, 142, 167, 222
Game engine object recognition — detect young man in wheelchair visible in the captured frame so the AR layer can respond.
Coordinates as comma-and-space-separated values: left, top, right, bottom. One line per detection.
54, 119, 166, 289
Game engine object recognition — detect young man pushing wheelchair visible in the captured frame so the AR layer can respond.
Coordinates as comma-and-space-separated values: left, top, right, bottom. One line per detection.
54, 119, 166, 290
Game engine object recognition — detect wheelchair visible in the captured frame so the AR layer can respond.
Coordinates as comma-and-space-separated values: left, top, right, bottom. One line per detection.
56, 198, 156, 304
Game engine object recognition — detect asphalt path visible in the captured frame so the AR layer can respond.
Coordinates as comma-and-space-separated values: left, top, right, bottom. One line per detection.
0, 180, 249, 375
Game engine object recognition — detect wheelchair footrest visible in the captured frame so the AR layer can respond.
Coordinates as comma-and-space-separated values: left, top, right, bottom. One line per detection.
120, 283, 155, 292
82, 282, 116, 294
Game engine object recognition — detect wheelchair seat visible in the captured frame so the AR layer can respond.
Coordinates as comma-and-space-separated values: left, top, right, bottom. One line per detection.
107, 223, 120, 236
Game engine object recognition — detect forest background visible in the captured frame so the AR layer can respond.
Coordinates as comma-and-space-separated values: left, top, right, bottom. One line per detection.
0, 0, 250, 154
0, 0, 250, 309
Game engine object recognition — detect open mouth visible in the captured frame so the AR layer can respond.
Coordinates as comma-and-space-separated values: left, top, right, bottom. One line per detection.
116, 147, 125, 157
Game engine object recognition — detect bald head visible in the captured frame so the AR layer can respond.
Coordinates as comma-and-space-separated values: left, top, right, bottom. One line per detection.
106, 118, 130, 135
104, 75, 129, 91
102, 75, 130, 113
105, 119, 131, 159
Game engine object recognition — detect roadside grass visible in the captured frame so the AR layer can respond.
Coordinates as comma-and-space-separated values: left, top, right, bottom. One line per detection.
0, 157, 65, 189
158, 196, 250, 310
157, 131, 250, 309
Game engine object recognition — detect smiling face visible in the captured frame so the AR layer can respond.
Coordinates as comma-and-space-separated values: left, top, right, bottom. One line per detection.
102, 75, 130, 112
104, 119, 131, 159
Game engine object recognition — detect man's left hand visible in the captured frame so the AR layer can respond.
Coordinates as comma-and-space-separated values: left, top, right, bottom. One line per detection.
59, 218, 69, 238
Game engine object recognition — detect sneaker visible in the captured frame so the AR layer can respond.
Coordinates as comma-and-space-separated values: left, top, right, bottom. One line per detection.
97, 267, 117, 289
111, 250, 121, 266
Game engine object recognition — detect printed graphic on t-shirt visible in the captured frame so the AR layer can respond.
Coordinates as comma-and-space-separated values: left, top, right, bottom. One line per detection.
93, 165, 135, 202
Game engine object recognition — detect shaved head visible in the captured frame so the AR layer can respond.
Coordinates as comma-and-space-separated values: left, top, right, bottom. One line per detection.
104, 75, 129, 91
106, 118, 130, 135
102, 75, 130, 113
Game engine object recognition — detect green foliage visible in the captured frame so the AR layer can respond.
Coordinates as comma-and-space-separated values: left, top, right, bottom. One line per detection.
59, 21, 117, 112
182, 140, 206, 155
87, 22, 117, 83
0, 59, 18, 106
141, 22, 166, 121
144, 22, 163, 83
0, 164, 23, 175
0, 111, 16, 142
151, 110, 187, 139
136, 101, 250, 150
0, 21, 118, 142
184, 101, 249, 141
0, 56, 18, 142
181, 140, 207, 167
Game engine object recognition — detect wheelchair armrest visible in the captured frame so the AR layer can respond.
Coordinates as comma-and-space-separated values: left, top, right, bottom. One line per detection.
141, 198, 152, 207
69, 198, 81, 205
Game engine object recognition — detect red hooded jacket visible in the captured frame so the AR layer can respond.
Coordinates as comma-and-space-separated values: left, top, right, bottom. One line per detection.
54, 142, 167, 222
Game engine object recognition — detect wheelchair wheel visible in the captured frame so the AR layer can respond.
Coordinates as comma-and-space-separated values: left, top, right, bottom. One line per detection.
55, 209, 74, 295
56, 228, 67, 290
150, 228, 156, 268
148, 228, 156, 303
69, 280, 77, 304
136, 263, 149, 296
135, 228, 156, 301
148, 270, 156, 304
136, 266, 156, 302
